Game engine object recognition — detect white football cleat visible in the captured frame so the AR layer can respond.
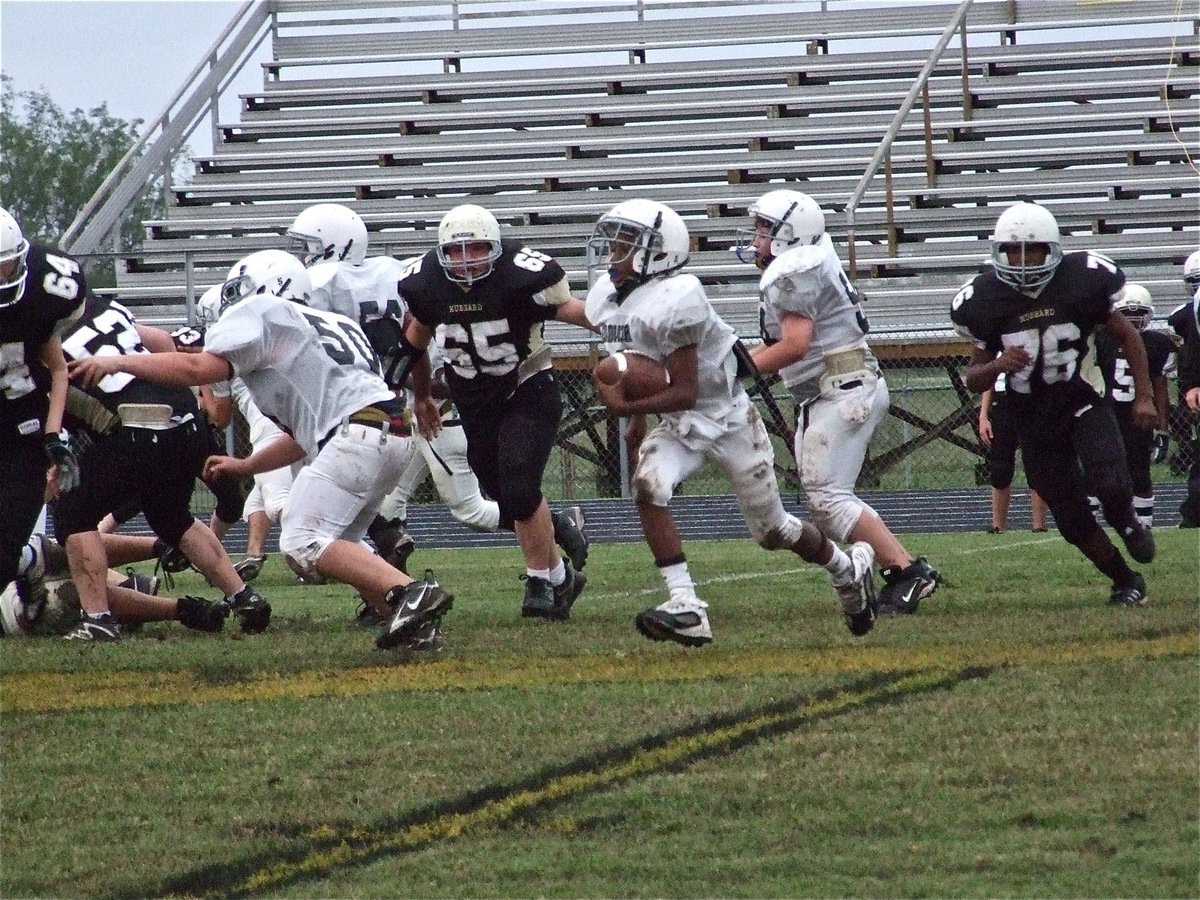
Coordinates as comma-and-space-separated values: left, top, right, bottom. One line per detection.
635, 595, 712, 647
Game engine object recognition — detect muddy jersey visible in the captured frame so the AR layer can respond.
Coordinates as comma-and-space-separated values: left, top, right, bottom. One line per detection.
757, 233, 876, 403
204, 294, 393, 456
585, 270, 741, 419
0, 244, 86, 432
399, 239, 568, 413
1095, 328, 1174, 423
59, 295, 198, 437
951, 250, 1125, 435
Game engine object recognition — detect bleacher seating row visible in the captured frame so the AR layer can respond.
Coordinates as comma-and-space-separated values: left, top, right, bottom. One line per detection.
107, 0, 1199, 346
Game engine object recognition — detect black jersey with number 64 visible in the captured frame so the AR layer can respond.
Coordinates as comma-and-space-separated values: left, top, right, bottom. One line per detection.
400, 239, 567, 413
951, 251, 1125, 435
0, 244, 87, 432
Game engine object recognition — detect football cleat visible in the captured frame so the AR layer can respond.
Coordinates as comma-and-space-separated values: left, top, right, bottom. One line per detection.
520, 574, 557, 620
227, 586, 271, 634
1109, 573, 1148, 607
353, 596, 387, 628
233, 555, 267, 583
635, 595, 712, 647
14, 534, 52, 624
835, 542, 877, 637
1119, 523, 1156, 565
373, 519, 415, 575
176, 595, 230, 633
551, 506, 589, 571
157, 545, 193, 574
384, 620, 447, 657
551, 560, 587, 620
878, 556, 939, 615
64, 612, 122, 642
377, 573, 453, 650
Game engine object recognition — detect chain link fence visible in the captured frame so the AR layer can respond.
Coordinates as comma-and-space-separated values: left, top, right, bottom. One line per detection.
188, 339, 1193, 519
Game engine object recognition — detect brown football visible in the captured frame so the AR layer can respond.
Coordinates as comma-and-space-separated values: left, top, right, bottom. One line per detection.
592, 351, 671, 401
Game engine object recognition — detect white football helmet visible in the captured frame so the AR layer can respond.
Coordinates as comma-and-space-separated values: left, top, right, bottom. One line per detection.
587, 198, 690, 285
0, 206, 31, 307
1, 574, 80, 637
1183, 249, 1200, 291
436, 204, 502, 286
286, 203, 368, 267
735, 189, 825, 267
990, 202, 1063, 292
221, 249, 312, 312
1114, 283, 1154, 331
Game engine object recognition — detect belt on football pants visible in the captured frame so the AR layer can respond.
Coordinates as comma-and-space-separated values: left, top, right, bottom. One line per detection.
319, 404, 411, 451
347, 404, 411, 436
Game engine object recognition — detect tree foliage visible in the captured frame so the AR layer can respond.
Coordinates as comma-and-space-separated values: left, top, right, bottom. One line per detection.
0, 74, 167, 251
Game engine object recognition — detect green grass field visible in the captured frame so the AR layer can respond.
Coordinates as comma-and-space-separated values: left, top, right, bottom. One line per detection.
2, 529, 1197, 898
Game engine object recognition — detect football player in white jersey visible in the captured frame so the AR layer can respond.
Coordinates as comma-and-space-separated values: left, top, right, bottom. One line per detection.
192, 284, 296, 581
585, 198, 877, 644
737, 189, 940, 615
69, 250, 453, 652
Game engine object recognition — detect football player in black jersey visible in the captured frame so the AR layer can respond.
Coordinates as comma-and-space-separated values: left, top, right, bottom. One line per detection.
1167, 259, 1200, 527
56, 294, 268, 640
0, 207, 84, 607
400, 204, 594, 620
1094, 284, 1175, 527
951, 202, 1157, 606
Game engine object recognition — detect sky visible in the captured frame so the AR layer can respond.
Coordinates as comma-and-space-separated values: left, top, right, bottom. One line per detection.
1, 0, 268, 157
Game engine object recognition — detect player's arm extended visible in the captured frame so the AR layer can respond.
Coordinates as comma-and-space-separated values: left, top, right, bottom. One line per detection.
68, 349, 232, 390
749, 311, 812, 374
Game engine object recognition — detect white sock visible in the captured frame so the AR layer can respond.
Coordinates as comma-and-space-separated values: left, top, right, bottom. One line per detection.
659, 561, 696, 600
824, 546, 853, 585
526, 567, 550, 582
1134, 495, 1154, 528
548, 559, 566, 587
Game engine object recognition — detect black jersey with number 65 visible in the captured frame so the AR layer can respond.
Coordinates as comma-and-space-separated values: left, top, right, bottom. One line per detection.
399, 239, 568, 413
0, 244, 87, 433
951, 251, 1125, 435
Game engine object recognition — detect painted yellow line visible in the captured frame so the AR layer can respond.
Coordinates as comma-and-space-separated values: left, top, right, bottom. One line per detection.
3, 631, 1194, 714
217, 670, 950, 898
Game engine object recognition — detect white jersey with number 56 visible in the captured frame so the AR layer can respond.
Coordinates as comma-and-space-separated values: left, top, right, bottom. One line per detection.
204, 294, 393, 456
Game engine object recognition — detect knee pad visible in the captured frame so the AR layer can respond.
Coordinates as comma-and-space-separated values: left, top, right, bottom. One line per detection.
631, 465, 674, 507
987, 457, 1015, 491
452, 497, 501, 533
1054, 500, 1100, 548
499, 484, 543, 524
750, 513, 806, 551
151, 513, 196, 551
212, 480, 248, 526
805, 486, 867, 544
280, 534, 330, 584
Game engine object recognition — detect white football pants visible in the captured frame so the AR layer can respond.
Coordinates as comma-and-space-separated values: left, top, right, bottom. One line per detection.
632, 392, 803, 547
795, 374, 889, 542
377, 423, 500, 532
280, 423, 415, 574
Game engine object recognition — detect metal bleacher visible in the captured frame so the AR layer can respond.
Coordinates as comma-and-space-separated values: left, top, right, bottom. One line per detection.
92, 0, 1199, 350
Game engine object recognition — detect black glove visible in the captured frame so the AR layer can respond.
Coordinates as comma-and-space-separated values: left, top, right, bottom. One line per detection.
1152, 430, 1170, 465
44, 433, 80, 493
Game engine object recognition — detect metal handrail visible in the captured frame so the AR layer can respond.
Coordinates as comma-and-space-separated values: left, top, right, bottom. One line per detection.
62, 1, 272, 258
844, 0, 974, 279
